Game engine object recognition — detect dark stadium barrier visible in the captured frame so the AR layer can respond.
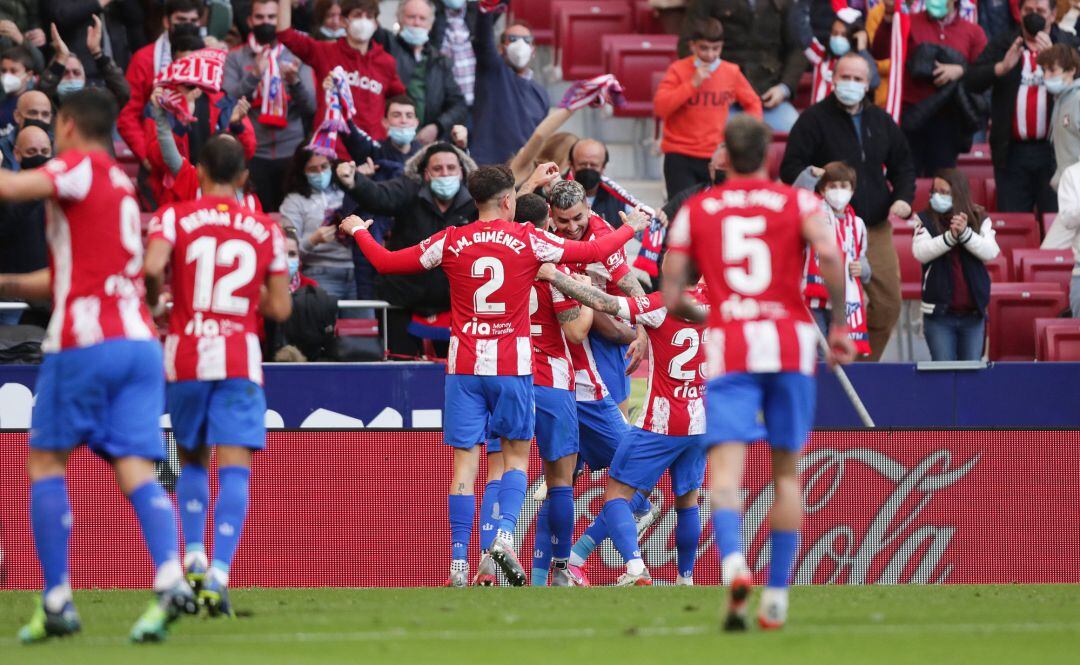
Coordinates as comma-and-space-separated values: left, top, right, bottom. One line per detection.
2, 429, 1077, 589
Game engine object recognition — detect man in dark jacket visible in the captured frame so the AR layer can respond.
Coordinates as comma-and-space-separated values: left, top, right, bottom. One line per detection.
967, 0, 1075, 213
683, 0, 806, 131
335, 142, 477, 357
432, 0, 478, 108
375, 0, 468, 144
781, 53, 916, 361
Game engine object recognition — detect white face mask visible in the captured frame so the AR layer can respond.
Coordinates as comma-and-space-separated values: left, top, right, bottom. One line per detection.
506, 39, 532, 70
348, 17, 377, 42
824, 187, 854, 211
2, 73, 23, 95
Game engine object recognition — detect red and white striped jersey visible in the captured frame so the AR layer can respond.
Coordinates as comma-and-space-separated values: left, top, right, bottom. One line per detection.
352, 218, 637, 376
530, 270, 577, 391
1013, 49, 1048, 141
667, 179, 821, 377
621, 290, 708, 436
557, 213, 631, 294
567, 335, 609, 401
148, 196, 287, 384
39, 150, 157, 353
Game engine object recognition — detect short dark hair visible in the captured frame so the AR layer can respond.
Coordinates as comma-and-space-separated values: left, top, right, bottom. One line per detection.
341, 0, 379, 16
724, 115, 771, 175
170, 32, 205, 58
1037, 43, 1080, 74
385, 94, 417, 116
198, 135, 247, 184
1, 45, 37, 74
418, 142, 461, 175
688, 18, 723, 43
816, 161, 858, 193
165, 0, 204, 17
58, 88, 117, 144
501, 20, 533, 42
515, 193, 550, 227
467, 165, 515, 205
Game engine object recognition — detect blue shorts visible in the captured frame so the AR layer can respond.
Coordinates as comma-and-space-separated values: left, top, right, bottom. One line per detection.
588, 331, 631, 404
167, 379, 267, 451
611, 427, 706, 497
705, 372, 816, 452
30, 339, 165, 461
444, 375, 534, 448
484, 435, 501, 453
576, 396, 628, 470
534, 385, 579, 462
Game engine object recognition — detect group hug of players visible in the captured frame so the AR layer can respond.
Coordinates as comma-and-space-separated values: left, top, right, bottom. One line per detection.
1, 87, 853, 645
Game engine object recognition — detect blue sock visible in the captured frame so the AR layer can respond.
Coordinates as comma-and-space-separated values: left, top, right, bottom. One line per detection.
676, 506, 701, 578
211, 466, 250, 574
30, 477, 71, 595
530, 500, 551, 586
768, 530, 799, 589
176, 463, 209, 554
495, 469, 527, 535
547, 486, 574, 560
630, 491, 651, 518
600, 498, 641, 565
711, 508, 744, 562
478, 479, 500, 551
128, 480, 179, 570
571, 514, 606, 564
447, 494, 474, 562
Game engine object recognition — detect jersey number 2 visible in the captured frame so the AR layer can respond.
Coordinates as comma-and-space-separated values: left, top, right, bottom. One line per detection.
472, 257, 506, 314
186, 236, 257, 316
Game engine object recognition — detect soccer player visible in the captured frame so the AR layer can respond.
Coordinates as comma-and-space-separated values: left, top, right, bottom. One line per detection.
0, 88, 197, 644
538, 261, 709, 587
143, 136, 292, 616
341, 165, 650, 586
663, 115, 855, 630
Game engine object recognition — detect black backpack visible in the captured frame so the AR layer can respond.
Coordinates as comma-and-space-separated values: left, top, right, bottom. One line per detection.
281, 285, 338, 361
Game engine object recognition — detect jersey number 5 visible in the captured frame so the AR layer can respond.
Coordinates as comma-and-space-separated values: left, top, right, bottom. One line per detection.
186, 236, 257, 316
723, 215, 771, 296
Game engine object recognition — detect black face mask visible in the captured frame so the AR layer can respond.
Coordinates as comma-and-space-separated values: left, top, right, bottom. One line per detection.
1022, 13, 1047, 37
21, 118, 51, 134
252, 23, 277, 45
169, 22, 200, 43
19, 154, 50, 170
573, 168, 601, 191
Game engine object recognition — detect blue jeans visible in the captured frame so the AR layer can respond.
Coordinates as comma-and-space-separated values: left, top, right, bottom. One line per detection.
923, 312, 985, 361
731, 101, 800, 133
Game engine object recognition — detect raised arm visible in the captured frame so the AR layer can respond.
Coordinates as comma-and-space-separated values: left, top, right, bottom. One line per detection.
340, 215, 440, 275
510, 108, 574, 184
537, 209, 650, 265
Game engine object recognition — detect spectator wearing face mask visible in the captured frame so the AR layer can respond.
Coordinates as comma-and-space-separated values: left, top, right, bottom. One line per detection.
0, 124, 48, 323
566, 138, 651, 230
38, 19, 130, 108
470, 12, 549, 167
334, 142, 478, 357
276, 0, 406, 151
655, 18, 760, 199
792, 7, 881, 106
224, 0, 317, 212
312, 0, 346, 41
432, 0, 478, 108
1038, 44, 1080, 189
0, 88, 50, 170
374, 0, 467, 145
967, 0, 1077, 213
280, 145, 355, 302
912, 169, 1000, 361
0, 44, 38, 134
117, 0, 203, 169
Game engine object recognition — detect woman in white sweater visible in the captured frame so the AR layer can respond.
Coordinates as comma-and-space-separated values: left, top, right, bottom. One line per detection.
912, 169, 1001, 361
1044, 160, 1080, 317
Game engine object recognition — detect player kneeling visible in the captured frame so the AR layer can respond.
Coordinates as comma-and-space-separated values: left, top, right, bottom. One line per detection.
144, 136, 292, 617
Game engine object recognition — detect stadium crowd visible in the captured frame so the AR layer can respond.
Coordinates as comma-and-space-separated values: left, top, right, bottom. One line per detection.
0, 0, 1077, 365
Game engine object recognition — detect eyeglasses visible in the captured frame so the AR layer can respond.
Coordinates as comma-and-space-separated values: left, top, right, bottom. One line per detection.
504, 35, 534, 45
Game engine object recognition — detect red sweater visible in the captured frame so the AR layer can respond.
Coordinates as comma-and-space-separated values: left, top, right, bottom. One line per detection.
872, 12, 987, 106
118, 41, 161, 161
277, 29, 405, 154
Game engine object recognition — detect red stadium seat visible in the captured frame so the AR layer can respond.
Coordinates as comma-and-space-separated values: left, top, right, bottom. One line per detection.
987, 282, 1069, 360
335, 318, 379, 337
633, 0, 663, 33
985, 252, 1011, 283
958, 143, 991, 165
767, 142, 786, 180
987, 213, 1041, 270
793, 72, 813, 110
1040, 212, 1056, 236
555, 2, 633, 80
1013, 248, 1074, 292
510, 0, 555, 44
604, 34, 678, 117
1044, 325, 1080, 361
984, 178, 997, 212
1034, 317, 1080, 360
963, 167, 993, 207
891, 220, 922, 300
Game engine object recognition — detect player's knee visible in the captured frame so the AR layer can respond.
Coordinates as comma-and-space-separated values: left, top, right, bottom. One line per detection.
710, 484, 741, 510
675, 490, 699, 509
217, 445, 253, 469
604, 478, 637, 502
112, 456, 159, 496
178, 445, 211, 467
26, 449, 67, 481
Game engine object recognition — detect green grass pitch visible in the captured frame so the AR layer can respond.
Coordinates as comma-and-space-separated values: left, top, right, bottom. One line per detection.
3, 586, 1078, 664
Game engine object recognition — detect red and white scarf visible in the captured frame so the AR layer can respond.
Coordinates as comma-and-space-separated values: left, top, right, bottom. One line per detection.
248, 34, 289, 128
804, 204, 871, 355
805, 39, 836, 105
1013, 49, 1048, 141
560, 74, 627, 111
307, 66, 356, 157
154, 48, 227, 124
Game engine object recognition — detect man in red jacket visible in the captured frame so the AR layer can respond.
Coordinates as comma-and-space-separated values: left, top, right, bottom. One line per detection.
117, 0, 204, 169
275, 0, 404, 156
